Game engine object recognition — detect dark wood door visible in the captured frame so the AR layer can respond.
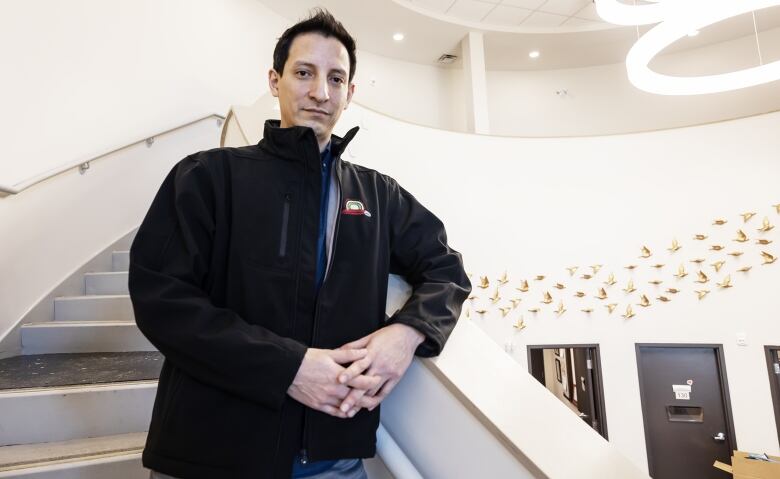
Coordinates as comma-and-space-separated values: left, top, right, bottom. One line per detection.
573, 348, 596, 430
637, 346, 735, 479
767, 347, 780, 446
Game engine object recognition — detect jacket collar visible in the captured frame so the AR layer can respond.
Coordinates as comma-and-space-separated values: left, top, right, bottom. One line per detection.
259, 119, 359, 164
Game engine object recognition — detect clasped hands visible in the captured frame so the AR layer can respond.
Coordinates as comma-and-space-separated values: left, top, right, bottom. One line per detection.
287, 323, 424, 419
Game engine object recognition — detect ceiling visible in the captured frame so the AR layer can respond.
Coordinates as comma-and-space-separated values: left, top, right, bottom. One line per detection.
257, 0, 780, 70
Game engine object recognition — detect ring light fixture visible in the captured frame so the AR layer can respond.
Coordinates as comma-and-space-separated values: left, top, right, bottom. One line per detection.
595, 0, 780, 95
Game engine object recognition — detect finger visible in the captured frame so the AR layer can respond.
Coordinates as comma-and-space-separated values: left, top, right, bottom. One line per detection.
338, 335, 371, 351
358, 394, 380, 410
320, 404, 348, 419
329, 348, 368, 365
348, 407, 360, 417
338, 387, 367, 415
367, 376, 389, 397
347, 373, 383, 390
369, 379, 399, 411
338, 357, 372, 384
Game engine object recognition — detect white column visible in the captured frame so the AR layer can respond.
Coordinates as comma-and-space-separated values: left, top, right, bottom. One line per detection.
461, 31, 490, 135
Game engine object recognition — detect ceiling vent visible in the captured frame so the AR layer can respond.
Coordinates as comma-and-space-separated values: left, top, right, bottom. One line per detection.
437, 54, 458, 64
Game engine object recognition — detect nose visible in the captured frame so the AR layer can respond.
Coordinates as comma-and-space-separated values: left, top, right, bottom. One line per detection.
309, 75, 329, 103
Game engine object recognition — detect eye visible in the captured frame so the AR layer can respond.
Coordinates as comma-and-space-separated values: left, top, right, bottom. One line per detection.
295, 70, 311, 78
331, 76, 345, 84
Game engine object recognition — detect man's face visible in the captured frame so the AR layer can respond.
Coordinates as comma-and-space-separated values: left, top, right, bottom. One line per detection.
269, 32, 355, 144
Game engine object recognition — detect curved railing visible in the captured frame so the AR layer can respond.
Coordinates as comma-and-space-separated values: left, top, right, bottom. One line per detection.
0, 114, 225, 198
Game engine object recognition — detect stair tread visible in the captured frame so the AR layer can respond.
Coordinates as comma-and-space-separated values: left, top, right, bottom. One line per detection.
0, 352, 163, 391
23, 320, 138, 327
56, 294, 130, 300
0, 431, 146, 471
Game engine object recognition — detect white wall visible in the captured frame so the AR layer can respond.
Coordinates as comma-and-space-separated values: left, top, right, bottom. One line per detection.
336, 104, 780, 474
487, 27, 780, 137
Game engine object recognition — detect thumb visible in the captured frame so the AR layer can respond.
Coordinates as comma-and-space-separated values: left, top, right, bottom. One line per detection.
329, 348, 368, 364
338, 335, 371, 350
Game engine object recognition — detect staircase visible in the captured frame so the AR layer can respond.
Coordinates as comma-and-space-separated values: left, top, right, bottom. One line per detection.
0, 250, 157, 478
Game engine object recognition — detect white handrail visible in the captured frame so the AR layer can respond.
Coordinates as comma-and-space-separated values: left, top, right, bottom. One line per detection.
376, 423, 423, 478
0, 113, 225, 197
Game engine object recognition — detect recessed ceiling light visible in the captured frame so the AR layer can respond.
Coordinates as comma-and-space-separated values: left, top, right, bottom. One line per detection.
393, 33, 404, 41
687, 30, 699, 37
529, 50, 540, 59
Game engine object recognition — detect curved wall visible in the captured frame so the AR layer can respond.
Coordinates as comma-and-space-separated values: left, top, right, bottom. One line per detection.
333, 104, 780, 473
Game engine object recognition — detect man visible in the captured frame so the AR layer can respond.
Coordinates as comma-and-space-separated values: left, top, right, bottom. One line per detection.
129, 9, 470, 479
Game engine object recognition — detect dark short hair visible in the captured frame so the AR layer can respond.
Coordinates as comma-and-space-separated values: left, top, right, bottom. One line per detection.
273, 9, 357, 82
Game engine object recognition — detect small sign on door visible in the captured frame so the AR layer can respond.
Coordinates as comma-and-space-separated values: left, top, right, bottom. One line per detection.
673, 384, 692, 400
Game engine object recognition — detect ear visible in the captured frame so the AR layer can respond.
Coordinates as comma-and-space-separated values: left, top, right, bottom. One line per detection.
343, 82, 356, 110
268, 69, 280, 97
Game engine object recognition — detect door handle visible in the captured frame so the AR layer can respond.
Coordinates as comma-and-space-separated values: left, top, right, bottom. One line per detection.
713, 432, 726, 442
578, 412, 589, 419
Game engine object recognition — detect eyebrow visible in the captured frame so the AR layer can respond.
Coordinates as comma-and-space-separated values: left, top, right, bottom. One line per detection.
292, 61, 347, 77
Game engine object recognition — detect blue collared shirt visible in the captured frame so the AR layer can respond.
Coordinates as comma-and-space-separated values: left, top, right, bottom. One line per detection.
314, 141, 332, 295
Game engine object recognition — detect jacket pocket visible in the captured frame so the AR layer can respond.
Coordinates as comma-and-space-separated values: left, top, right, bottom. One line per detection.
278, 193, 292, 258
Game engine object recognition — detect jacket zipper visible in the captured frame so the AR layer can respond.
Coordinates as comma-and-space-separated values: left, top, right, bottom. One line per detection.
279, 193, 292, 258
300, 164, 343, 465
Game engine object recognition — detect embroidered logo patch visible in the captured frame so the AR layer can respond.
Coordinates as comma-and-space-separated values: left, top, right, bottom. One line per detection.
342, 199, 372, 217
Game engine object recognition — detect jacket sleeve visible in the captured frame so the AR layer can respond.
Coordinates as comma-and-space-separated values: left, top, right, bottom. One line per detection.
385, 180, 472, 357
128, 155, 307, 410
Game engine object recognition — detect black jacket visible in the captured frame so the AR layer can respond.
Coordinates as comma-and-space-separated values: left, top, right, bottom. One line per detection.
128, 120, 471, 478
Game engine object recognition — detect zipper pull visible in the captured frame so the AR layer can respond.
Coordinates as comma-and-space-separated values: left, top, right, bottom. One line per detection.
300, 449, 308, 465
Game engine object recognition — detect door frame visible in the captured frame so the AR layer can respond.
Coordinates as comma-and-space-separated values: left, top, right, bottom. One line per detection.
635, 343, 738, 477
765, 345, 780, 446
527, 343, 609, 439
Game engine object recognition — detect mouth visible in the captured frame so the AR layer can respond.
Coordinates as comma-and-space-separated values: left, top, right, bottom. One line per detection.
303, 108, 330, 116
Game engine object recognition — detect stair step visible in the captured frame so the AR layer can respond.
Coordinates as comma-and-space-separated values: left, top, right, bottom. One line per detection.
0, 381, 156, 446
0, 452, 146, 479
21, 322, 155, 355
54, 295, 133, 322
0, 432, 146, 473
112, 251, 130, 272
0, 352, 163, 391
85, 272, 128, 295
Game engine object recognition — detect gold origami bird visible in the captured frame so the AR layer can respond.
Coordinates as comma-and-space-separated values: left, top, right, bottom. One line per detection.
499, 307, 511, 317
595, 288, 608, 300
516, 280, 529, 292
640, 246, 652, 258
741, 212, 756, 222
510, 298, 522, 308
695, 290, 710, 300
674, 264, 688, 279
475, 309, 488, 315
756, 239, 773, 245
513, 317, 526, 330
728, 251, 744, 257
651, 264, 665, 269
734, 230, 749, 243
695, 271, 709, 283
528, 308, 540, 313
591, 264, 602, 274
656, 296, 671, 302
566, 266, 578, 277
603, 273, 617, 286
581, 308, 593, 314
758, 217, 775, 232
625, 264, 638, 270
498, 271, 509, 285
717, 275, 732, 289
693, 234, 708, 241
554, 283, 566, 290
621, 304, 635, 319
535, 275, 546, 281
648, 280, 663, 285
762, 251, 777, 265
710, 245, 724, 251
690, 258, 706, 264
490, 288, 501, 303
466, 308, 470, 318
605, 303, 618, 314
712, 219, 728, 226
637, 295, 651, 307
581, 274, 593, 280
623, 280, 637, 293
737, 266, 752, 273
541, 291, 553, 304
711, 260, 725, 273
773, 203, 780, 213
478, 276, 490, 289
668, 238, 681, 252
467, 294, 478, 301
574, 291, 586, 298
666, 288, 680, 294
554, 301, 566, 316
